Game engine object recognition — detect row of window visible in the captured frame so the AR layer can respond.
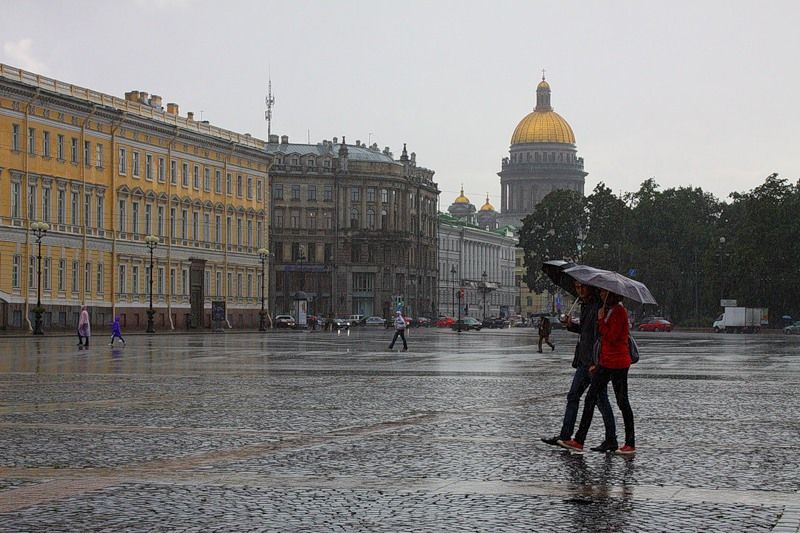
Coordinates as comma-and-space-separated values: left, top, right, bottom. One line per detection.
11, 255, 104, 294
272, 184, 435, 214
10, 124, 264, 202
118, 146, 263, 201
12, 124, 101, 166
10, 181, 105, 228
117, 199, 263, 247
510, 151, 578, 164
10, 254, 261, 300
117, 264, 262, 300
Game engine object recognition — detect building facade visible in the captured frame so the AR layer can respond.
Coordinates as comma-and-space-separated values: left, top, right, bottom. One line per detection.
267, 136, 439, 320
0, 64, 269, 331
498, 76, 587, 227
438, 190, 517, 320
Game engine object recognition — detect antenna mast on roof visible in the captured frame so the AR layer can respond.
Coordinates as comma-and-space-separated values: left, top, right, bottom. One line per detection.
264, 75, 275, 138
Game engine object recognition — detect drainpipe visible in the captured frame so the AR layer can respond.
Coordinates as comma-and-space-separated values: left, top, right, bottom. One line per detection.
22, 88, 40, 332
80, 104, 97, 306
110, 113, 126, 319
166, 129, 178, 330
223, 142, 235, 329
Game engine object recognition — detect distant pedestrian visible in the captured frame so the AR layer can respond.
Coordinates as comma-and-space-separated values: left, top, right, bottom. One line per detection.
77, 305, 91, 347
388, 310, 408, 351
109, 316, 125, 346
538, 316, 555, 353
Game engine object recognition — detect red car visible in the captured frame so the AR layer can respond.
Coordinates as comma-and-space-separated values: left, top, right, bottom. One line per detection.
435, 316, 455, 328
638, 318, 673, 332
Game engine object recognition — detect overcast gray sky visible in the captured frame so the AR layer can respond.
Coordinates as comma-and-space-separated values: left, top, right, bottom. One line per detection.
3, 0, 798, 206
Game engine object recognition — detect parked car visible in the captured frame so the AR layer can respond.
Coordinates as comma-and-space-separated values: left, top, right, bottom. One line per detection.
347, 315, 366, 326
364, 316, 386, 326
415, 317, 432, 327
435, 316, 455, 328
638, 318, 673, 332
784, 321, 800, 334
482, 317, 509, 329
452, 317, 483, 331
274, 314, 296, 328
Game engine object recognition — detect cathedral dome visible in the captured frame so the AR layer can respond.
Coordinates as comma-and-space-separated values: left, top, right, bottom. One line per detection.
479, 195, 495, 212
511, 111, 575, 145
453, 187, 471, 204
511, 75, 575, 145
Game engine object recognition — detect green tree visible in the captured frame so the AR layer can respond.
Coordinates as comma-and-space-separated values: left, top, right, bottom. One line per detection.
518, 189, 587, 293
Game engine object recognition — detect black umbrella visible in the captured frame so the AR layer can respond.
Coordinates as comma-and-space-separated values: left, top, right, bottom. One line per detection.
541, 260, 578, 296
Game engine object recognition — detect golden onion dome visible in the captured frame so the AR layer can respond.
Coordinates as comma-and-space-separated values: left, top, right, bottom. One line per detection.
537, 79, 550, 90
480, 194, 495, 211
511, 111, 576, 145
454, 186, 471, 204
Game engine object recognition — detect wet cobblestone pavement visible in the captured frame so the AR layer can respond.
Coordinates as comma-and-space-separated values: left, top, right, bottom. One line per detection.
0, 328, 798, 531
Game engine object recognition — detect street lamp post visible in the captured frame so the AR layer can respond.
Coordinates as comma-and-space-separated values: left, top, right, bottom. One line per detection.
718, 236, 726, 300
31, 221, 49, 335
450, 265, 457, 317
144, 234, 159, 333
258, 248, 269, 331
481, 270, 488, 321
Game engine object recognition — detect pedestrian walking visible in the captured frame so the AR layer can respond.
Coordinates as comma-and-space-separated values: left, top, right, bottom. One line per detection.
77, 305, 91, 347
388, 310, 408, 351
537, 316, 555, 352
559, 289, 636, 455
540, 282, 618, 452
109, 316, 126, 346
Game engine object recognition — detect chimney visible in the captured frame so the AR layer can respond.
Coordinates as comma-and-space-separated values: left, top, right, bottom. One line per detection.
166, 103, 179, 115
333, 137, 338, 144
355, 140, 361, 147
268, 134, 279, 143
124, 91, 139, 102
139, 92, 149, 104
280, 135, 289, 144
149, 95, 163, 109
187, 111, 194, 121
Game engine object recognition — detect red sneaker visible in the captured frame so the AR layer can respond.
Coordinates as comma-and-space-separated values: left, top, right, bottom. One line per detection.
557, 439, 584, 451
616, 444, 636, 455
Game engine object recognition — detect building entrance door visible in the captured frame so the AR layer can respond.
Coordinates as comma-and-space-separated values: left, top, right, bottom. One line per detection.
189, 259, 206, 328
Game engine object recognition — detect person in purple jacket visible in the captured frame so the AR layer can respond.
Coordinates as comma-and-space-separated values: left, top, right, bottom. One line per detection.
109, 316, 125, 346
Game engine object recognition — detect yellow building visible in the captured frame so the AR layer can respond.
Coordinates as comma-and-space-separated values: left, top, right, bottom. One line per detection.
0, 64, 269, 331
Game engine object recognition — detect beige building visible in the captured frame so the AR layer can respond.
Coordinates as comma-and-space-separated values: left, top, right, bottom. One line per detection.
0, 64, 269, 331
267, 136, 439, 319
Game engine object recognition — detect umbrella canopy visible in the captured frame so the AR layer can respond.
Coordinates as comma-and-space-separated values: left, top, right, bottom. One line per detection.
541, 260, 578, 296
563, 265, 657, 305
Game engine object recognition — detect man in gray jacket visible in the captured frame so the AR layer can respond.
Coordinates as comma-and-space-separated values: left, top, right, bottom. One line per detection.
541, 282, 618, 452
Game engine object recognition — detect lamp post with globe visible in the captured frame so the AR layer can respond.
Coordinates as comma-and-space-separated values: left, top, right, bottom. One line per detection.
144, 235, 159, 333
31, 221, 50, 335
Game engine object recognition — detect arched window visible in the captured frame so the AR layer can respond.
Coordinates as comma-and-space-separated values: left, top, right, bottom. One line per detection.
380, 209, 388, 229
350, 208, 359, 229
366, 209, 375, 229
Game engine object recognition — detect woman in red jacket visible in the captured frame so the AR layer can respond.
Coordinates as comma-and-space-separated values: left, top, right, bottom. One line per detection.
558, 289, 636, 454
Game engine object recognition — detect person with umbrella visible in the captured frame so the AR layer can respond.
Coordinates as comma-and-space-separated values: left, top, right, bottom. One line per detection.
554, 264, 655, 455
559, 287, 636, 455
540, 261, 618, 452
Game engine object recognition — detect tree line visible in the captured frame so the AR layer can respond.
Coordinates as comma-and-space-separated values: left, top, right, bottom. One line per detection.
518, 173, 799, 326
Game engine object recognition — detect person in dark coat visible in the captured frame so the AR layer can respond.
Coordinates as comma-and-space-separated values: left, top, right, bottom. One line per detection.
540, 282, 618, 452
537, 316, 555, 352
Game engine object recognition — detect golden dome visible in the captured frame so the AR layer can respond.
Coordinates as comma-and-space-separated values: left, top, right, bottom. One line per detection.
537, 79, 550, 90
480, 194, 495, 211
454, 186, 471, 204
511, 110, 575, 145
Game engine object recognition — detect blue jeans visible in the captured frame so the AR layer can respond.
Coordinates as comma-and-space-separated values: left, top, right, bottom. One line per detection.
559, 365, 617, 443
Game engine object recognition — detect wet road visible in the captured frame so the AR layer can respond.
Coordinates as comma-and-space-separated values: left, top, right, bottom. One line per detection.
0, 328, 798, 531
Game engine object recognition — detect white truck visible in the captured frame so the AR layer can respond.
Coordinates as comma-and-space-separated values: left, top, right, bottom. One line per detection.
713, 307, 768, 333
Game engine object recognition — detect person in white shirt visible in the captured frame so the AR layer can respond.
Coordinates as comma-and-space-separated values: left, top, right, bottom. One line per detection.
388, 311, 408, 351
